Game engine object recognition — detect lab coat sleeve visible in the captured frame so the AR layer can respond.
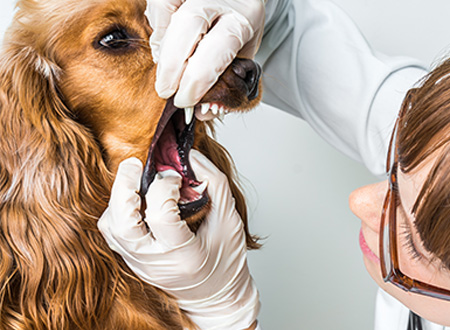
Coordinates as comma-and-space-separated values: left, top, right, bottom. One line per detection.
257, 0, 428, 177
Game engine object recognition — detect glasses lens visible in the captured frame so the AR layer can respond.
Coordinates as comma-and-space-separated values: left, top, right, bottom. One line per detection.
382, 205, 392, 279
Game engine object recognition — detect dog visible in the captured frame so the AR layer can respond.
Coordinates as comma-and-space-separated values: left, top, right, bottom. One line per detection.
0, 0, 261, 329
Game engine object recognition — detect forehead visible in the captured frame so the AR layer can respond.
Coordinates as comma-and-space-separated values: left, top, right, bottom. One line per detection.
40, 0, 147, 14
17, 0, 147, 33
64, 0, 147, 26
35, 0, 150, 50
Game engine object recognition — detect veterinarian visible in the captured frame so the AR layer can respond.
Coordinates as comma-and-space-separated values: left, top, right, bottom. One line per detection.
98, 1, 450, 330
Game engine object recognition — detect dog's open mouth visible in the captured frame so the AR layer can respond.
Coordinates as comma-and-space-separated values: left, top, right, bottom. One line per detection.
140, 98, 208, 219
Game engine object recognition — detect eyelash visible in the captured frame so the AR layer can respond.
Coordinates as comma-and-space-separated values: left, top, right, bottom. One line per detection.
390, 180, 422, 261
389, 181, 401, 207
99, 29, 130, 48
400, 223, 423, 261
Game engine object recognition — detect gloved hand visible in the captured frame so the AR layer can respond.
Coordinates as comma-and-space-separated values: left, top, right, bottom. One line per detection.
98, 150, 260, 330
146, 0, 266, 108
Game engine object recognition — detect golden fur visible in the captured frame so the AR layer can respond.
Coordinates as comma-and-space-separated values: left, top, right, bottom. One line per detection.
0, 0, 260, 329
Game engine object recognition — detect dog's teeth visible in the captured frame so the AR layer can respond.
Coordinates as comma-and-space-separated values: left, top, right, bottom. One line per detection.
184, 107, 194, 125
211, 104, 219, 115
219, 107, 225, 120
192, 181, 208, 195
201, 103, 210, 115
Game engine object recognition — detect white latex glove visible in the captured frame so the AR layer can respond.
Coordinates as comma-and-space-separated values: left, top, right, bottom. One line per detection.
98, 150, 260, 330
146, 0, 266, 108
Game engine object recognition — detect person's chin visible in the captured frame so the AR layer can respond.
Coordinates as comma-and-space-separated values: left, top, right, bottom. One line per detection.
362, 255, 383, 284
363, 256, 450, 327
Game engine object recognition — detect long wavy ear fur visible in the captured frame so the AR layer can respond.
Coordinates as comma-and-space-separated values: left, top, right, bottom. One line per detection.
0, 18, 194, 330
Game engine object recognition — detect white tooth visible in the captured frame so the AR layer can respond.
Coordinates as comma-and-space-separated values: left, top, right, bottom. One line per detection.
201, 103, 210, 115
191, 181, 208, 195
184, 107, 194, 125
219, 107, 225, 120
211, 104, 219, 115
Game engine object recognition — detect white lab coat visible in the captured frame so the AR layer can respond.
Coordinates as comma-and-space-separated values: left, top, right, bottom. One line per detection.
258, 0, 448, 329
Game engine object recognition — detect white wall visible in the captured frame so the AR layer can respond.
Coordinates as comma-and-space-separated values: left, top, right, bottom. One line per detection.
0, 1, 14, 37
1, 1, 450, 329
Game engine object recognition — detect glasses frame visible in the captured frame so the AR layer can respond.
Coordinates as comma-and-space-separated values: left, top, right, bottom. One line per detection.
379, 103, 450, 302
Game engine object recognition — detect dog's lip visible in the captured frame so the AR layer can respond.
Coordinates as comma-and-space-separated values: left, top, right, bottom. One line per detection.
140, 99, 233, 195
140, 97, 209, 219
140, 98, 178, 197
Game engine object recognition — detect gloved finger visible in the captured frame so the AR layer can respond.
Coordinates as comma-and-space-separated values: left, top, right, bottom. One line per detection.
102, 157, 148, 241
189, 149, 235, 209
98, 214, 154, 258
233, 0, 265, 59
174, 15, 251, 107
189, 149, 227, 185
190, 150, 245, 240
146, 0, 184, 63
155, 5, 220, 100
145, 170, 195, 248
238, 29, 264, 59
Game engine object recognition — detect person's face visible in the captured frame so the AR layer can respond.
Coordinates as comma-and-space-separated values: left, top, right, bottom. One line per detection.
349, 155, 450, 326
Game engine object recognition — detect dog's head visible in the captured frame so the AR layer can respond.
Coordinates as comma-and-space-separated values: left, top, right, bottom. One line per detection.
4, 0, 261, 226
0, 0, 261, 327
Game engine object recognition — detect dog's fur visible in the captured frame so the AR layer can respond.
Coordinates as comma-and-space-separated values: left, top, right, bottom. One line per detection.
0, 0, 260, 329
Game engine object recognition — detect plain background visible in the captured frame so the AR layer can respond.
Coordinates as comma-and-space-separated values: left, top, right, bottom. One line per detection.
2, 0, 450, 329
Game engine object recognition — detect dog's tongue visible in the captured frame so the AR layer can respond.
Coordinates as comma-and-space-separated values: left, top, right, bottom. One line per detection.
153, 123, 182, 173
152, 121, 199, 202
140, 98, 178, 198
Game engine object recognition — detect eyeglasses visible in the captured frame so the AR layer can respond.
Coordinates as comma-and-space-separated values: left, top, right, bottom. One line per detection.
379, 101, 450, 301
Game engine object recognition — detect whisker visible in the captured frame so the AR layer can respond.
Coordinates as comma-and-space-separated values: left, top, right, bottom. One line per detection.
101, 38, 151, 50
127, 38, 151, 49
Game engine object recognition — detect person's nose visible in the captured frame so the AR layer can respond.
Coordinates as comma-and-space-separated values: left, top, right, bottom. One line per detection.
349, 180, 388, 232
231, 58, 261, 101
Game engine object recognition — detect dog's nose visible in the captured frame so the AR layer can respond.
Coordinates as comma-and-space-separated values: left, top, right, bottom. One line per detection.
231, 58, 262, 101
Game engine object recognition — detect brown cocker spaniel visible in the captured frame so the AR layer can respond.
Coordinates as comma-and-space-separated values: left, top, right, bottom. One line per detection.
0, 0, 261, 329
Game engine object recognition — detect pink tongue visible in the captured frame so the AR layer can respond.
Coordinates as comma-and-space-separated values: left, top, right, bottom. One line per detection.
154, 124, 182, 173
153, 124, 200, 202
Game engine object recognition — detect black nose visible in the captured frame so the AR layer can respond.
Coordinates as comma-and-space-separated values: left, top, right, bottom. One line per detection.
231, 58, 262, 101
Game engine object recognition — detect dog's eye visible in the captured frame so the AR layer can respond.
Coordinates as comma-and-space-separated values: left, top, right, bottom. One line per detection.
99, 29, 131, 50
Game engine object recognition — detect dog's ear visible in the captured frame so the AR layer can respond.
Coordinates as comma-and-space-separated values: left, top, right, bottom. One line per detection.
0, 35, 117, 328
0, 38, 113, 210
2, 41, 66, 128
